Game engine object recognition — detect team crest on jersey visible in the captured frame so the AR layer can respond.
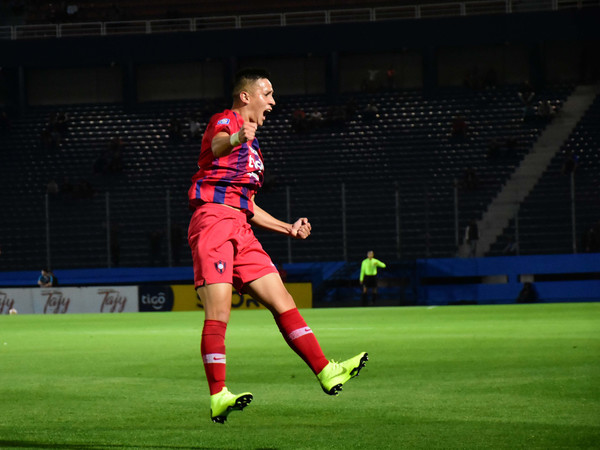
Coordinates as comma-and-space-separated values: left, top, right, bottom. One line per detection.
214, 260, 226, 274
217, 118, 230, 125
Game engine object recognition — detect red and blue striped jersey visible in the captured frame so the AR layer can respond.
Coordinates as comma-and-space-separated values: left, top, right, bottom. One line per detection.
188, 110, 264, 216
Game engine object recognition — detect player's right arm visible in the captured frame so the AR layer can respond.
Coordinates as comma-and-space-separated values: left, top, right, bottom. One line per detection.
359, 261, 365, 284
211, 122, 258, 158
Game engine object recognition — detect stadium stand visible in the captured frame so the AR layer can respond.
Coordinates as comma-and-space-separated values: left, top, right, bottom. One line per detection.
488, 92, 600, 256
2, 82, 586, 272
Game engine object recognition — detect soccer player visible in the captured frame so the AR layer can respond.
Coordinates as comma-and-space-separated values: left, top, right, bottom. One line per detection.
359, 251, 386, 306
187, 68, 368, 423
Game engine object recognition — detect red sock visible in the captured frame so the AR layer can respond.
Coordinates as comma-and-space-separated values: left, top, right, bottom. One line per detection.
275, 308, 329, 375
201, 320, 227, 395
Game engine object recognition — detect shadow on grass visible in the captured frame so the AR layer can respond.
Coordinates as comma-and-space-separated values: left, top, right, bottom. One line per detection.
0, 441, 228, 450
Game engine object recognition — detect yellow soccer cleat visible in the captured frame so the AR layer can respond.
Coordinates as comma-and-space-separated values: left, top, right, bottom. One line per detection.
317, 352, 369, 396
210, 387, 253, 424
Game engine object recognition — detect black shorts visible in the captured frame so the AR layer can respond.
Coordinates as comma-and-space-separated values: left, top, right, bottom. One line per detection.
362, 275, 378, 289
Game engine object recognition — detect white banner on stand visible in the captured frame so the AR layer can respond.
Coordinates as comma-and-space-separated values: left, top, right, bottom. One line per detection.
34, 288, 81, 314
1, 286, 138, 314
0, 289, 34, 314
87, 287, 138, 313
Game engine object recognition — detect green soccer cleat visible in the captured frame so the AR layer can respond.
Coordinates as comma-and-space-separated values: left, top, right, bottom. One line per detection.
317, 352, 369, 396
210, 387, 253, 424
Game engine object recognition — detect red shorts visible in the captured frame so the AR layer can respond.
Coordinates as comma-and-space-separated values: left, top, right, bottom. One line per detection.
188, 203, 278, 291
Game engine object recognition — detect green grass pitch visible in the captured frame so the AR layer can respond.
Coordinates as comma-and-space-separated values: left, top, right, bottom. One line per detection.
1, 303, 599, 449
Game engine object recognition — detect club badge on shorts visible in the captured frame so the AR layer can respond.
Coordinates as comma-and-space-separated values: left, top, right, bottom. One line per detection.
214, 261, 226, 274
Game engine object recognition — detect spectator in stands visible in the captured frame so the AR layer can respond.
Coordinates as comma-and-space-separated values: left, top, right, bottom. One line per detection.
168, 117, 183, 141
46, 178, 59, 195
107, 136, 124, 173
486, 138, 502, 160
516, 282, 538, 303
362, 103, 379, 121
65, 4, 79, 21
58, 176, 73, 198
55, 111, 70, 135
363, 68, 380, 92
9, 1, 25, 16
582, 221, 600, 253
460, 167, 479, 191
327, 105, 347, 128
536, 100, 555, 122
291, 108, 307, 133
37, 269, 54, 287
518, 81, 536, 120
502, 236, 518, 255
46, 3, 59, 23
72, 179, 95, 199
482, 68, 498, 90
504, 136, 518, 158
49, 127, 61, 150
107, 3, 123, 21
464, 67, 482, 91
0, 110, 11, 133
40, 127, 52, 150
464, 220, 479, 257
307, 110, 324, 129
93, 148, 112, 175
386, 65, 395, 90
359, 250, 386, 306
561, 150, 579, 175
451, 115, 468, 139
593, 221, 600, 252
40, 112, 63, 151
345, 97, 358, 120
189, 116, 202, 139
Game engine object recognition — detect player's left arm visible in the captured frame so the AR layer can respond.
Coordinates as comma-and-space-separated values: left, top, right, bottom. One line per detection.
374, 259, 386, 269
250, 200, 311, 239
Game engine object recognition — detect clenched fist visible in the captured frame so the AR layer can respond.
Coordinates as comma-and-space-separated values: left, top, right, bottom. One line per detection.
238, 122, 258, 143
291, 217, 311, 240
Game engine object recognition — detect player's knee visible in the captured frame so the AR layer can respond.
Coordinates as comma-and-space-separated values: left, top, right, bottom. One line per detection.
273, 290, 295, 313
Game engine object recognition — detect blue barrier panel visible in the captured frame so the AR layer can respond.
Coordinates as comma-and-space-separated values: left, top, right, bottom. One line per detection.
417, 254, 600, 305
0, 267, 194, 287
2, 255, 597, 306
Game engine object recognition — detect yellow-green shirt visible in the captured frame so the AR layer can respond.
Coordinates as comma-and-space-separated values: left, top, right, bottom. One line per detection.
360, 258, 386, 283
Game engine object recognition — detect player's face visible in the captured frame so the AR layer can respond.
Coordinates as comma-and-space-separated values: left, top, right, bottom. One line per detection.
248, 78, 275, 126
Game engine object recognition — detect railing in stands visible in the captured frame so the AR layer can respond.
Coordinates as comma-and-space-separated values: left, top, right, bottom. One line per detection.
0, 0, 598, 40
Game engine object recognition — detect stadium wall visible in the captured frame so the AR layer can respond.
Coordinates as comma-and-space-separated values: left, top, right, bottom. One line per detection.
0, 254, 598, 311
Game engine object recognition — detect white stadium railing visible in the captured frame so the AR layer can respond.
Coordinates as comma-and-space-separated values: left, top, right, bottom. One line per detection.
0, 0, 598, 40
